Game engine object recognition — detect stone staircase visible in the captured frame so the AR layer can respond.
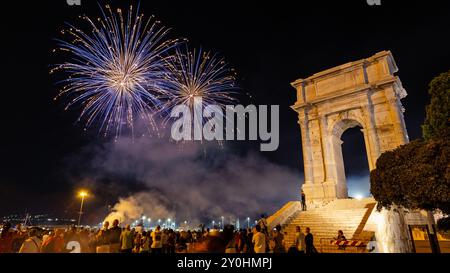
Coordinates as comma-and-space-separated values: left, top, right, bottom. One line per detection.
282, 198, 376, 250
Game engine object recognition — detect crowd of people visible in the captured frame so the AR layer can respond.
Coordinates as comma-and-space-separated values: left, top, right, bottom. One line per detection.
0, 216, 320, 254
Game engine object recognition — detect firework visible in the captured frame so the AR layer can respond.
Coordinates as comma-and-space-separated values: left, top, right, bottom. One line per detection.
51, 4, 180, 137
159, 46, 239, 124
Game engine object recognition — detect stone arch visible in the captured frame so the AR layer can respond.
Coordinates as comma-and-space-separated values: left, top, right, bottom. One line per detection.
291, 51, 409, 204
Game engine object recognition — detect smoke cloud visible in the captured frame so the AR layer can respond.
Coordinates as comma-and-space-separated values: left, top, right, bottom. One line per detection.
74, 133, 300, 226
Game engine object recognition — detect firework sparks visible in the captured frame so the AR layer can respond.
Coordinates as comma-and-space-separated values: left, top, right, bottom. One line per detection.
159, 46, 239, 124
51, 4, 180, 137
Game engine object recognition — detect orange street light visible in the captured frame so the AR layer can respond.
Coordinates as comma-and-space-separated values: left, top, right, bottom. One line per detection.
77, 191, 89, 226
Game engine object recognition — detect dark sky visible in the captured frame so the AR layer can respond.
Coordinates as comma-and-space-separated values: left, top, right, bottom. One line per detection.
0, 0, 449, 220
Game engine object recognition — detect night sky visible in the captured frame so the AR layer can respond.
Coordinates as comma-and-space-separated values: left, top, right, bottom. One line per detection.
0, 0, 449, 222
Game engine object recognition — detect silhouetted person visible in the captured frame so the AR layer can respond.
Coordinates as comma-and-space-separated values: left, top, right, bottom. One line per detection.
119, 224, 133, 253
0, 223, 14, 253
301, 190, 307, 211
272, 224, 285, 253
305, 227, 317, 254
336, 230, 346, 241
96, 221, 110, 253
109, 219, 122, 253
335, 230, 347, 250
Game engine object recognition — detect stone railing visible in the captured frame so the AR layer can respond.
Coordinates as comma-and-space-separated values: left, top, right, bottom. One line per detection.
267, 201, 302, 230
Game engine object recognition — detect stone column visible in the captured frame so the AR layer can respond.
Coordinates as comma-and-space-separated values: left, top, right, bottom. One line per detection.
319, 116, 332, 183
385, 88, 409, 146
298, 110, 313, 185
362, 99, 381, 170
330, 133, 347, 199
361, 128, 375, 171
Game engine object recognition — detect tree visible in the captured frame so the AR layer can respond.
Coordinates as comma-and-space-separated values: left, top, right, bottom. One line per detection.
371, 71, 450, 231
370, 138, 450, 215
422, 70, 450, 141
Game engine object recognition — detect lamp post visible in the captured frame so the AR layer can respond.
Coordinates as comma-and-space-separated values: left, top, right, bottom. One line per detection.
77, 191, 88, 227
247, 217, 250, 229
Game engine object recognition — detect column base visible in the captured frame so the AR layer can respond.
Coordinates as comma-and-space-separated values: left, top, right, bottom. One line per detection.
302, 181, 348, 206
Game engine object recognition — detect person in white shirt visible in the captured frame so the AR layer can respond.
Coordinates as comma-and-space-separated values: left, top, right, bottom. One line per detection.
151, 226, 163, 253
252, 225, 266, 253
294, 226, 306, 253
19, 229, 42, 253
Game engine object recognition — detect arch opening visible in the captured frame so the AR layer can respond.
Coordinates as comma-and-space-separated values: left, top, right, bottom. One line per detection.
329, 118, 370, 199
341, 127, 371, 199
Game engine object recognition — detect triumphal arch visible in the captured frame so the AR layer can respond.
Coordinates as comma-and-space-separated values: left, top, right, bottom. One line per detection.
291, 51, 409, 203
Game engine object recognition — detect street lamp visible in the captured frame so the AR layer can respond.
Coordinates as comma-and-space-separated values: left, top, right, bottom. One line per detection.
77, 191, 88, 226
247, 217, 250, 229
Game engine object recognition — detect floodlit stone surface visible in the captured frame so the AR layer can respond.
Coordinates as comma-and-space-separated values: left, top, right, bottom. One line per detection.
271, 52, 432, 253
291, 51, 409, 202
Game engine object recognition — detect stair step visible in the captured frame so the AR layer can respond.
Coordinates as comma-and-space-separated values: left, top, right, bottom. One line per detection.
277, 201, 373, 244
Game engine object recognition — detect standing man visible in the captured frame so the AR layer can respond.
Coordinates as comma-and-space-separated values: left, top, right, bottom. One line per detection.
119, 225, 133, 253
301, 190, 307, 211
246, 228, 254, 253
95, 221, 110, 253
252, 225, 266, 253
305, 227, 317, 254
294, 226, 306, 253
272, 225, 285, 253
109, 219, 122, 253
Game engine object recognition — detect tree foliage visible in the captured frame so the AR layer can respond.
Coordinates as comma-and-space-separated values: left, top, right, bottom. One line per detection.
371, 70, 450, 220
422, 70, 450, 141
370, 138, 450, 214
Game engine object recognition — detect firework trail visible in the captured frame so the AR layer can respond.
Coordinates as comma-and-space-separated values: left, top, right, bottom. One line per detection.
51, 4, 181, 137
159, 46, 239, 126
